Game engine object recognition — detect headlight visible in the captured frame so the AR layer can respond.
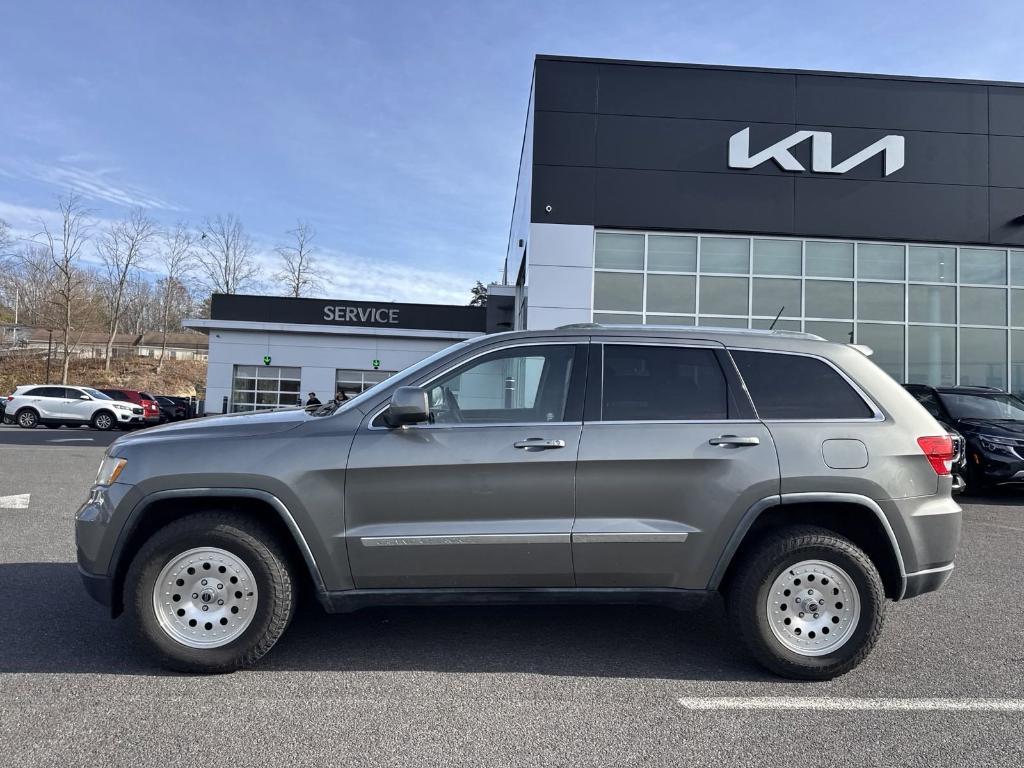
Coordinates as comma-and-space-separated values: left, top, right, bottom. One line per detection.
113, 403, 131, 411
96, 456, 127, 486
977, 434, 1019, 455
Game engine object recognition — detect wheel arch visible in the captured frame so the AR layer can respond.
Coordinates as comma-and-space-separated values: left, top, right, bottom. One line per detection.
15, 406, 40, 422
711, 493, 907, 600
110, 488, 327, 617
91, 408, 116, 427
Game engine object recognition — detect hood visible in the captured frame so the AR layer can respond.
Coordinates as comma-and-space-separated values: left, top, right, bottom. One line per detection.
954, 418, 1024, 439
110, 408, 311, 449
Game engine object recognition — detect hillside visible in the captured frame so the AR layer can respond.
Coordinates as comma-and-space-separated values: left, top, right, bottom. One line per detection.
0, 354, 206, 397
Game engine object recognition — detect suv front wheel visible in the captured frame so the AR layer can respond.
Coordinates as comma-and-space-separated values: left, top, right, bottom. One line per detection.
124, 512, 296, 673
727, 525, 886, 680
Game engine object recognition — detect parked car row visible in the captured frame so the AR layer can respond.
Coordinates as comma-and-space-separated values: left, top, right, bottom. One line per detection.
2, 385, 196, 431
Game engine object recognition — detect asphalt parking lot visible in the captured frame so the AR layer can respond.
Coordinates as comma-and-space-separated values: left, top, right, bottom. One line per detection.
1, 435, 1023, 767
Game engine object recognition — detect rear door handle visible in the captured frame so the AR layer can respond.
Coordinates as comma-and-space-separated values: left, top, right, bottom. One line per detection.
513, 438, 566, 450
709, 435, 760, 447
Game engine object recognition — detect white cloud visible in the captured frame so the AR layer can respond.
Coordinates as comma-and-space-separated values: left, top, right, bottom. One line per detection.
0, 158, 181, 211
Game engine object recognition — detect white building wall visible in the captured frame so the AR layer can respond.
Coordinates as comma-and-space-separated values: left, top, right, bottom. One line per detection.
202, 327, 470, 415
525, 223, 595, 330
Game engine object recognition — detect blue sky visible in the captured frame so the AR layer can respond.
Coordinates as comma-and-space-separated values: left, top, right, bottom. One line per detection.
1, 1, 1022, 304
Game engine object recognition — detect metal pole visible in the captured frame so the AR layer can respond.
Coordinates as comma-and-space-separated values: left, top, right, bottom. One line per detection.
45, 330, 52, 384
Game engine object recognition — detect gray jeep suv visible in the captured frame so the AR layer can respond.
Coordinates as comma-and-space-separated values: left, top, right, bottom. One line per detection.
76, 326, 961, 679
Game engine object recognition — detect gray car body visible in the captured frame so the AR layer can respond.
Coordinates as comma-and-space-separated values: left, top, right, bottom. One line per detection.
76, 326, 961, 615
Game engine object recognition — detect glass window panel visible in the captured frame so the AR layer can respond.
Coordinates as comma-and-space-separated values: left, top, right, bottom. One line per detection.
1012, 251, 1024, 288
646, 274, 696, 313
427, 346, 576, 423
856, 323, 904, 381
256, 379, 277, 392
806, 241, 853, 278
1013, 331, 1024, 397
699, 276, 748, 315
908, 285, 955, 324
857, 243, 904, 280
732, 351, 873, 419
647, 235, 696, 272
752, 318, 802, 331
233, 391, 255, 405
698, 317, 748, 328
753, 239, 801, 276
594, 272, 643, 311
646, 314, 695, 326
1014, 290, 1024, 328
233, 377, 256, 391
960, 248, 1007, 285
960, 328, 1007, 388
700, 237, 749, 274
235, 366, 258, 378
752, 278, 801, 317
908, 326, 956, 387
601, 345, 729, 421
960, 287, 1007, 326
908, 246, 956, 283
858, 282, 904, 321
593, 312, 642, 324
594, 232, 644, 270
805, 280, 853, 319
805, 321, 854, 343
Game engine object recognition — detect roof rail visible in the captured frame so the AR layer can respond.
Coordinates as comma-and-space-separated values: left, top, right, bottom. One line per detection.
555, 322, 824, 340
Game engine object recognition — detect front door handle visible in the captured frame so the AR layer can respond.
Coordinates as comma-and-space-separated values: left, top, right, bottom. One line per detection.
513, 438, 566, 450
709, 435, 760, 447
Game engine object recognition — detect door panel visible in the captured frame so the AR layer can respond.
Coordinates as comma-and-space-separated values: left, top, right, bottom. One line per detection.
573, 421, 779, 588
345, 423, 581, 588
572, 341, 780, 589
344, 342, 587, 589
64, 390, 95, 422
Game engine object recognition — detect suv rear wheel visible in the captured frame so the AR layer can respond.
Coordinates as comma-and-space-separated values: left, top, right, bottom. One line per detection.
727, 525, 885, 680
16, 408, 39, 429
124, 512, 296, 673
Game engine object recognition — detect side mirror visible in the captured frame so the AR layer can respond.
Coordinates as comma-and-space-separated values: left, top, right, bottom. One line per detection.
79, 394, 90, 400
383, 387, 430, 427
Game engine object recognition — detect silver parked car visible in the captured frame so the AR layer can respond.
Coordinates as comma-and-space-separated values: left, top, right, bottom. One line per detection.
76, 326, 961, 679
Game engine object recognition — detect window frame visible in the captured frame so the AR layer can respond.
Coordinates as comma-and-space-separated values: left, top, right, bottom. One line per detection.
728, 347, 885, 423
587, 340, 755, 424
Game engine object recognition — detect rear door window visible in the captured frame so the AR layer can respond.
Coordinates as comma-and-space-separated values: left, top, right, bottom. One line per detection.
601, 344, 730, 421
731, 350, 874, 420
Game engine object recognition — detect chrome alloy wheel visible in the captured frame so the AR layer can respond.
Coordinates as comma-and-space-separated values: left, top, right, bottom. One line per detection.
94, 413, 113, 430
152, 547, 259, 649
766, 559, 860, 656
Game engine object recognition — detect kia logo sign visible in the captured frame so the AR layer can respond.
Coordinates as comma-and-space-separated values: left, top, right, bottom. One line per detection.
728, 127, 905, 177
323, 305, 400, 324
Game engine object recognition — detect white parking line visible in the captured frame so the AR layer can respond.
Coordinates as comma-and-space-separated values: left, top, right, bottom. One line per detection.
0, 493, 30, 509
677, 697, 1024, 712
49, 437, 95, 443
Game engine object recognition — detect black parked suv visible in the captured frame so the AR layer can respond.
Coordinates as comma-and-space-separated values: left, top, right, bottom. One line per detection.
904, 384, 1024, 491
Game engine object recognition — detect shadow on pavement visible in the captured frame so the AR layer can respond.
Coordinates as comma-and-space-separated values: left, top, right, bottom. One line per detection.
0, 562, 770, 682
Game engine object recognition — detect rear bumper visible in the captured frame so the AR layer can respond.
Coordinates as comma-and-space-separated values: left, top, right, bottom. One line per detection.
902, 563, 955, 599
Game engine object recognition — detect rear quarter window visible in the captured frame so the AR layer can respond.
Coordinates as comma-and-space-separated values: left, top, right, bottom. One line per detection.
731, 350, 874, 420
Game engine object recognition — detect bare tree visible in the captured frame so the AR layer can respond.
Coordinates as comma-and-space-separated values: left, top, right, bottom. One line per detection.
33, 193, 94, 384
155, 223, 195, 371
274, 220, 323, 297
97, 208, 157, 369
195, 214, 259, 295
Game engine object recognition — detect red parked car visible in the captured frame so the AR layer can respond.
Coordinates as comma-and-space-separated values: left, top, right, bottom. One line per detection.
98, 388, 161, 425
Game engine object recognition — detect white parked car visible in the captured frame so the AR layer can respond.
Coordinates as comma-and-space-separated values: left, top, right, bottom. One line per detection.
4, 385, 144, 430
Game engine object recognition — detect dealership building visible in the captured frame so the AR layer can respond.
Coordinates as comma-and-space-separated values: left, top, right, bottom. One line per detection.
192, 55, 1024, 411
505, 55, 1024, 393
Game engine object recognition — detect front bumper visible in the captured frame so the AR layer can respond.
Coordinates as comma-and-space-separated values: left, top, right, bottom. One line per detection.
967, 444, 1024, 485
78, 563, 114, 607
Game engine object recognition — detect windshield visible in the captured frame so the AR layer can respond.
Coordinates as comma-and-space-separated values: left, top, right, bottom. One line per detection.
83, 388, 112, 400
308, 338, 477, 418
939, 392, 1024, 421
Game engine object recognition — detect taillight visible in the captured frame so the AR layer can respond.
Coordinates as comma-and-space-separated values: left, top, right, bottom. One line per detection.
917, 435, 955, 475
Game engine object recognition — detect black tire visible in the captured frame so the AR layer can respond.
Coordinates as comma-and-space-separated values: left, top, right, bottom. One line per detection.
124, 512, 296, 673
16, 408, 39, 429
91, 410, 116, 431
726, 525, 886, 680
